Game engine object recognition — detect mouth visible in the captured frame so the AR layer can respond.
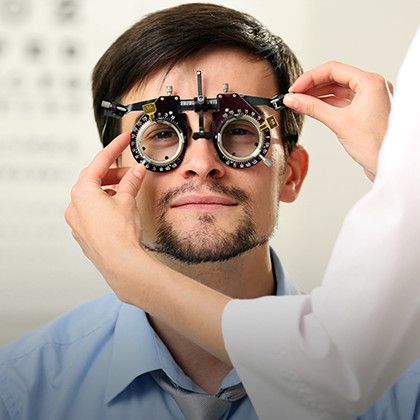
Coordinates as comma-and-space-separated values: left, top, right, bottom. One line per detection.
170, 194, 238, 211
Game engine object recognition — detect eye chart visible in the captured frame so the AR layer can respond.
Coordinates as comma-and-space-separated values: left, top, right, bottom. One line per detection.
0, 0, 87, 229
0, 0, 182, 344
0, 0, 107, 341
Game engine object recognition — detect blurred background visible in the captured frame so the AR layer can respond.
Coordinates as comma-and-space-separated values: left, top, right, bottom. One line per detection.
0, 0, 419, 344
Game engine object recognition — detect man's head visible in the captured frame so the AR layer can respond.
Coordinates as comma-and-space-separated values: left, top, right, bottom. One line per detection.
91, 3, 308, 264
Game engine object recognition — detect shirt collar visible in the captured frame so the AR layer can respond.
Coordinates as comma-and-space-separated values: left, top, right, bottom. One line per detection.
270, 246, 300, 296
104, 303, 161, 403
104, 246, 297, 403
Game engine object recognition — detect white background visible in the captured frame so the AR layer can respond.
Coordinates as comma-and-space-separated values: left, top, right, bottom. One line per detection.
0, 0, 419, 345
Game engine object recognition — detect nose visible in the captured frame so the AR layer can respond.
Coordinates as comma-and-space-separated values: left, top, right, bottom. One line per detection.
179, 114, 226, 180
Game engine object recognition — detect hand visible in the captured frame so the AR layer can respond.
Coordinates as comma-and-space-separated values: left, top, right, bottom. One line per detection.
283, 61, 393, 181
64, 133, 231, 363
64, 132, 146, 284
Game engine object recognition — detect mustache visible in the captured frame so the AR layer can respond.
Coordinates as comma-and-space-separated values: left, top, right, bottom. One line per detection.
157, 180, 250, 211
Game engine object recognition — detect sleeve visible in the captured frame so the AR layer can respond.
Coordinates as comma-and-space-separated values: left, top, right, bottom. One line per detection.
0, 396, 12, 420
222, 28, 420, 420
0, 365, 20, 420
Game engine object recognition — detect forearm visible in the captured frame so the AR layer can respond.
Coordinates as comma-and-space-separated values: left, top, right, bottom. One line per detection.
65, 133, 234, 366
105, 247, 232, 364
223, 31, 420, 419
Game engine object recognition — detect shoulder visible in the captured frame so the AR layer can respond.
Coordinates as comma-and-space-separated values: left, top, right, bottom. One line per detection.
0, 293, 122, 366
359, 360, 420, 420
387, 359, 420, 398
392, 360, 420, 402
404, 359, 420, 377
0, 294, 125, 418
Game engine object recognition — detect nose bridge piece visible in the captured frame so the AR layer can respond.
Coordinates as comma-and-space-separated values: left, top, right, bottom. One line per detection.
192, 70, 214, 140
182, 123, 225, 177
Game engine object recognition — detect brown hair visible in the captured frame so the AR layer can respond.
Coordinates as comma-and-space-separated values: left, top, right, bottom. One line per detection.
92, 3, 303, 154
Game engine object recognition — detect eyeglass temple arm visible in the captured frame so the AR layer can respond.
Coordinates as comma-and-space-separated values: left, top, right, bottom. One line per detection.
101, 100, 157, 119
101, 92, 286, 119
243, 94, 286, 110
244, 94, 300, 138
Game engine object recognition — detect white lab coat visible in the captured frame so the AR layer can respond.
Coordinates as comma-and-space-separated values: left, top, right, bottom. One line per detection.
222, 28, 420, 420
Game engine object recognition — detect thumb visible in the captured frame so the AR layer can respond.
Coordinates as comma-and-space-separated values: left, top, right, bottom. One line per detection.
117, 164, 146, 197
283, 93, 337, 130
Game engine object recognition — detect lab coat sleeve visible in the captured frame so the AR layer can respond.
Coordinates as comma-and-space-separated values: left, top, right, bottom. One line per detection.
222, 28, 420, 420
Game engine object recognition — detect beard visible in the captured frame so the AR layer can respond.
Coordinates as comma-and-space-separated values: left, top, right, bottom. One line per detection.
143, 181, 272, 264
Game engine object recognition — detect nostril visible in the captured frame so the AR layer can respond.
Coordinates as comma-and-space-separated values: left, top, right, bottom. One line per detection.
183, 167, 222, 179
208, 168, 219, 178
185, 169, 197, 177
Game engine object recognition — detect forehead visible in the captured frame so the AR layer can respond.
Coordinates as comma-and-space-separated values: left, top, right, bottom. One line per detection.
122, 46, 279, 103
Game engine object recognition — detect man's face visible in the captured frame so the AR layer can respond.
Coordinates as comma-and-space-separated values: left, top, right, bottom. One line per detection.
119, 47, 306, 264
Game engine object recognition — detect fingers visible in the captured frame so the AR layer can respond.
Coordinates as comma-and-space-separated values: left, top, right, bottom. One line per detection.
64, 204, 74, 227
304, 83, 355, 100
290, 61, 367, 93
81, 132, 131, 184
319, 96, 351, 108
283, 93, 338, 128
102, 188, 118, 196
101, 167, 130, 186
117, 164, 146, 198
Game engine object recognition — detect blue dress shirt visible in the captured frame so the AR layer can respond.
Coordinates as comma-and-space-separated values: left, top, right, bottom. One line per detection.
0, 249, 419, 419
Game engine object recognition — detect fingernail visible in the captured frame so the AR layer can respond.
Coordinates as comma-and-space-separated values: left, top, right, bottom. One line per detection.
133, 165, 144, 178
283, 93, 299, 108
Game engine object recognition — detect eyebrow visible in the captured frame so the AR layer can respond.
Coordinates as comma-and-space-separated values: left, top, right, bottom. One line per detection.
254, 105, 277, 119
254, 105, 265, 114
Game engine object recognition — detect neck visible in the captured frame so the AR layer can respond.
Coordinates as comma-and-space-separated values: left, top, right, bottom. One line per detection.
147, 244, 275, 393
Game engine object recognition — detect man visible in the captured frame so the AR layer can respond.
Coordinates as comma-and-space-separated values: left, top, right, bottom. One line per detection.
1, 4, 418, 419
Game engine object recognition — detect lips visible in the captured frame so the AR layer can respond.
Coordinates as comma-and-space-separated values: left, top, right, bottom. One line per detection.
171, 194, 238, 208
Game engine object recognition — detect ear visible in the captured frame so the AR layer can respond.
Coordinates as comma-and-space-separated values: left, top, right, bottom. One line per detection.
279, 145, 309, 203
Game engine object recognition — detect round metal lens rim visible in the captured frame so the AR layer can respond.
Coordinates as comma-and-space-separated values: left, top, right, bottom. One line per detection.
217, 114, 264, 162
136, 118, 185, 166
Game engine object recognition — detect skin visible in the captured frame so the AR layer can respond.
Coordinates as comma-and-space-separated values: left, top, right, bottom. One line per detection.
65, 53, 392, 394
284, 61, 393, 180
116, 47, 308, 392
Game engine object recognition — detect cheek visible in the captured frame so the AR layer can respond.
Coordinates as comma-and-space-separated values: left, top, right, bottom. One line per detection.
249, 156, 284, 225
270, 142, 287, 170
136, 174, 158, 211
135, 173, 174, 226
134, 175, 162, 240
252, 181, 278, 222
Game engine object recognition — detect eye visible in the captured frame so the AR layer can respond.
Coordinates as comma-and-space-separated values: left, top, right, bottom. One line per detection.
154, 130, 177, 139
229, 127, 251, 136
